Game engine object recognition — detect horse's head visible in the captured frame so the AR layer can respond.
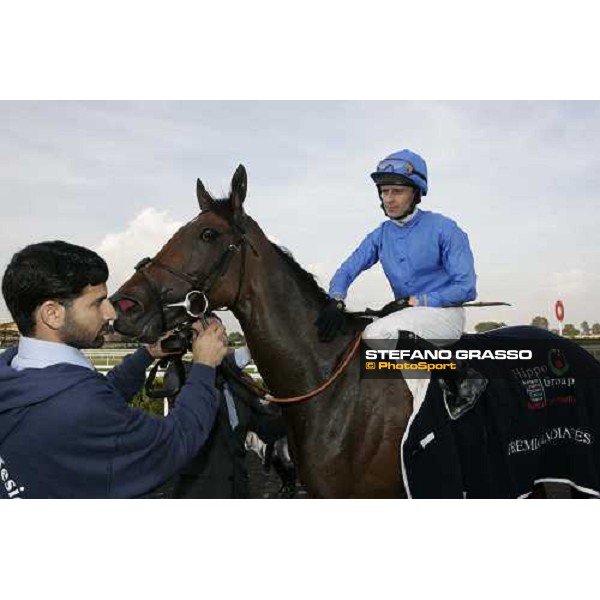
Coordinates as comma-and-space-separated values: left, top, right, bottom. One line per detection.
111, 165, 252, 342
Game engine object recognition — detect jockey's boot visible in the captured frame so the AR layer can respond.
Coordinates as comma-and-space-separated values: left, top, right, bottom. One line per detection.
395, 331, 487, 419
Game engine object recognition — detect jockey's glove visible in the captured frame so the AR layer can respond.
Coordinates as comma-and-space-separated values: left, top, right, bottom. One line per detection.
379, 297, 411, 318
316, 298, 346, 342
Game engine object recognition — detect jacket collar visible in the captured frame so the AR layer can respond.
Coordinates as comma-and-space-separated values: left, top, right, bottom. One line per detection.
390, 208, 421, 228
11, 336, 95, 371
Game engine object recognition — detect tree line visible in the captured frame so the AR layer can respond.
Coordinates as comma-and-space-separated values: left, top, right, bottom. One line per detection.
474, 317, 600, 338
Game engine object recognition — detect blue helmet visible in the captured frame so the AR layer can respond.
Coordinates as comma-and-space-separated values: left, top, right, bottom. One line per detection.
370, 149, 428, 196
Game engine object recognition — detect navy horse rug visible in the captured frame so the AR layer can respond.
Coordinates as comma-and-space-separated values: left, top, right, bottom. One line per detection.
400, 326, 600, 498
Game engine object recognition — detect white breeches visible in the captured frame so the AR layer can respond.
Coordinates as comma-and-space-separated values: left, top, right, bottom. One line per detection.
362, 306, 466, 346
362, 307, 466, 412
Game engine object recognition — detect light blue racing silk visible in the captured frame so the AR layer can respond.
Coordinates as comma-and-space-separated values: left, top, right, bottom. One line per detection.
329, 210, 477, 308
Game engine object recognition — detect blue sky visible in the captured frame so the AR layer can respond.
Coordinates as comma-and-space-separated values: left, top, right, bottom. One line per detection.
1, 100, 599, 332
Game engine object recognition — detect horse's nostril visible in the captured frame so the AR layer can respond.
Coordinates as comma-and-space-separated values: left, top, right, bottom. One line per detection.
115, 298, 138, 313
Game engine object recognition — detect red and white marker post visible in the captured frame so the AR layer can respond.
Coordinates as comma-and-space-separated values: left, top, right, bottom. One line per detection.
555, 300, 565, 336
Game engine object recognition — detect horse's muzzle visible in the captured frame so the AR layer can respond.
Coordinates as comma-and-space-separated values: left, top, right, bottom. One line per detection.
110, 293, 150, 338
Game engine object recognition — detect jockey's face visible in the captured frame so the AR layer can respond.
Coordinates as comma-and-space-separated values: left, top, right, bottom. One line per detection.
379, 185, 416, 218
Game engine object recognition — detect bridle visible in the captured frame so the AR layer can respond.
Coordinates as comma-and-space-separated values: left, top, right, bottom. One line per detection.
126, 213, 362, 405
133, 216, 254, 333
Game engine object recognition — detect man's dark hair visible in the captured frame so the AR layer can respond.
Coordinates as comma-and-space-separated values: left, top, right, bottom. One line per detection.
2, 241, 109, 336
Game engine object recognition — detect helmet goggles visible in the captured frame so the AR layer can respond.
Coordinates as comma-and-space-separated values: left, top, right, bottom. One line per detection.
375, 158, 427, 182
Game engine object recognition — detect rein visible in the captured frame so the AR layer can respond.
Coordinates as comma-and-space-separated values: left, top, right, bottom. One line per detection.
225, 333, 363, 405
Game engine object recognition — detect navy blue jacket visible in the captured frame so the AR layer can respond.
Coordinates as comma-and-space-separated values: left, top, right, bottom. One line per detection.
0, 347, 218, 498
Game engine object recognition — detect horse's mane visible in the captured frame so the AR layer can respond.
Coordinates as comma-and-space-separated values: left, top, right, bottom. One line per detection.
205, 204, 340, 310
269, 243, 331, 307
268, 243, 366, 333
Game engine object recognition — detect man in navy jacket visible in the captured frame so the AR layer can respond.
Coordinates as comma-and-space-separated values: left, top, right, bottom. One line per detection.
0, 240, 228, 499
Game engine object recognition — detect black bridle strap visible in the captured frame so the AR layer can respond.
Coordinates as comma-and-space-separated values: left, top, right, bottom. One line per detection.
148, 259, 200, 288
231, 236, 247, 308
136, 265, 168, 333
133, 223, 253, 335
145, 356, 187, 399
198, 242, 241, 293
141, 234, 244, 297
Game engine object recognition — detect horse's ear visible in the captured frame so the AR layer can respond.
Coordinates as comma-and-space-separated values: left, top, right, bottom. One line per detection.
230, 164, 247, 215
197, 178, 213, 212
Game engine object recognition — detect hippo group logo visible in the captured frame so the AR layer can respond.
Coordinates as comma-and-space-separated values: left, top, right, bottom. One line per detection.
548, 348, 569, 376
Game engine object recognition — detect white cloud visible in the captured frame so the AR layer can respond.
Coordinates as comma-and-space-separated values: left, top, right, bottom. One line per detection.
96, 208, 182, 291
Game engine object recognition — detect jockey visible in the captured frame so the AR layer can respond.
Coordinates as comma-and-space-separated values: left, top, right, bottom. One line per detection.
317, 149, 477, 350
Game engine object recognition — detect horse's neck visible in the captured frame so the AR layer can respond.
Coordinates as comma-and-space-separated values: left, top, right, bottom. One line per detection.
232, 237, 350, 397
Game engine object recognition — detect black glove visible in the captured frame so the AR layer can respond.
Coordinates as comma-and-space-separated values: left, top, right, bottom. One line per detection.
379, 297, 411, 317
315, 298, 346, 342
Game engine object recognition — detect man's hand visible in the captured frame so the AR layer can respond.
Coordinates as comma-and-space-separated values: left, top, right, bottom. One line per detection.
191, 320, 228, 368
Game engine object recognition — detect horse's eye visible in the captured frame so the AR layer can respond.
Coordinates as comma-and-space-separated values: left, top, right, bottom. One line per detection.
200, 228, 219, 242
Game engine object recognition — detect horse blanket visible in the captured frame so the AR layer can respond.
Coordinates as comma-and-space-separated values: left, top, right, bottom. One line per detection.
400, 326, 600, 498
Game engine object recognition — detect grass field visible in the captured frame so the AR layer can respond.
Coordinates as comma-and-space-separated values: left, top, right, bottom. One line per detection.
83, 348, 261, 380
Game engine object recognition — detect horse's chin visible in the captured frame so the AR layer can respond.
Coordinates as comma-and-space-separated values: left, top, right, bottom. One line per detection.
113, 315, 163, 344
137, 318, 169, 344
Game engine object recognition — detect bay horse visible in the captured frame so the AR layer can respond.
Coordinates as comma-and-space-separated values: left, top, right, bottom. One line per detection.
112, 165, 413, 498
